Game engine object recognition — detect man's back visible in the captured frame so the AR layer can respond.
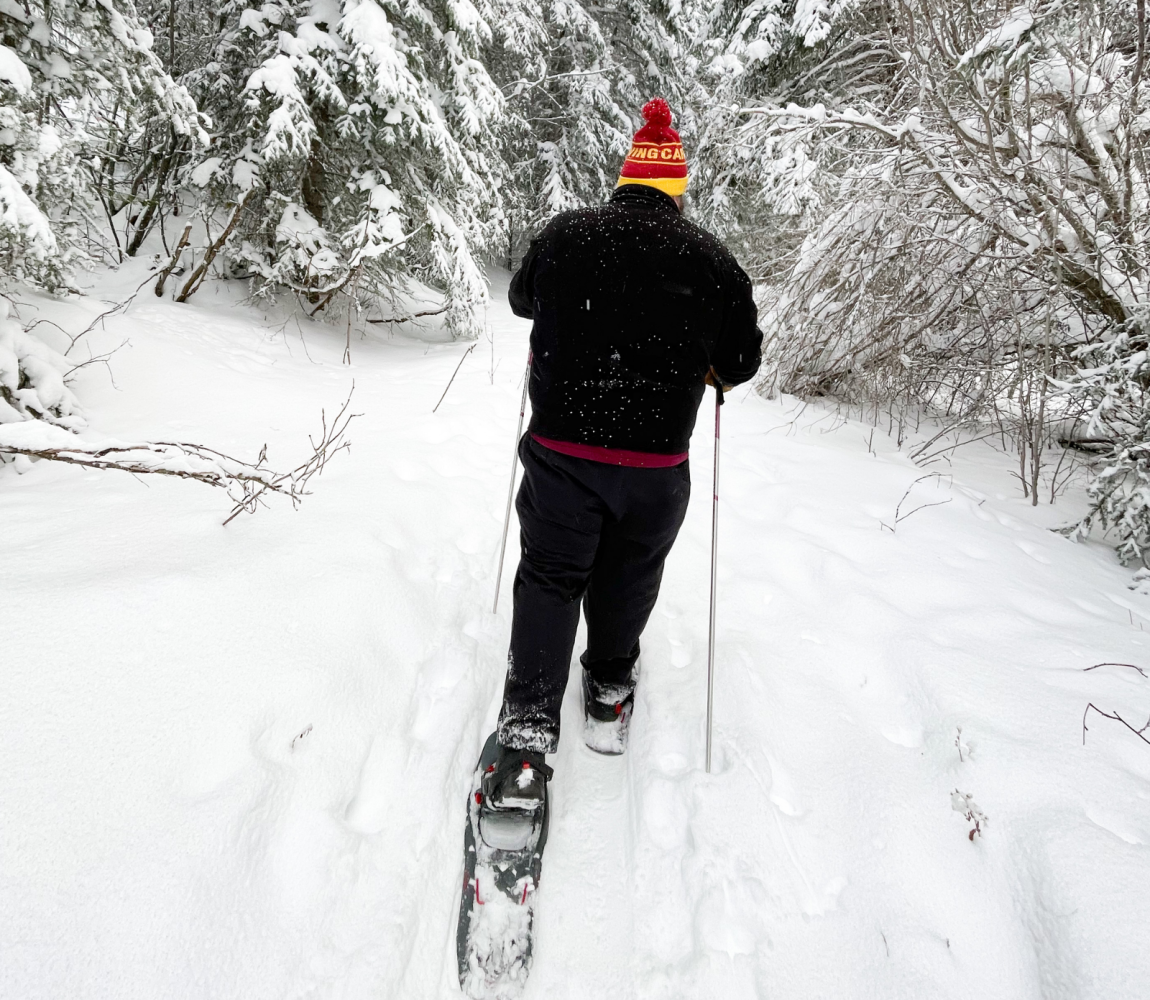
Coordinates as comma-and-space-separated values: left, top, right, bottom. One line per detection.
510, 184, 763, 456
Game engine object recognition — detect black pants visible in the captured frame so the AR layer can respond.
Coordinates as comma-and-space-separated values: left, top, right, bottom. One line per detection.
497, 436, 691, 753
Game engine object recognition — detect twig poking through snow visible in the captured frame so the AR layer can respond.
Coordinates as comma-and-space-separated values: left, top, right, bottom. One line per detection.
63, 275, 156, 356
291, 724, 313, 750
881, 474, 953, 532
433, 343, 476, 413
222, 385, 359, 525
951, 790, 987, 841
1081, 662, 1150, 748
955, 726, 970, 762
1082, 704, 1150, 748
63, 340, 128, 385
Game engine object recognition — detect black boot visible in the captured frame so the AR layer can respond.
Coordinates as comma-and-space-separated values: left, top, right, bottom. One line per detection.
582, 667, 637, 755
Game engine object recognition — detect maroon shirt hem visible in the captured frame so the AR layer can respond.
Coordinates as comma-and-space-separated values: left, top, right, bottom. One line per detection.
531, 434, 688, 468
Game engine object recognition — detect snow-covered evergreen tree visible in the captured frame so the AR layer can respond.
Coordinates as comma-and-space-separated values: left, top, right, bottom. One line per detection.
0, 0, 204, 468
0, 0, 204, 285
486, 0, 696, 263
173, 0, 505, 337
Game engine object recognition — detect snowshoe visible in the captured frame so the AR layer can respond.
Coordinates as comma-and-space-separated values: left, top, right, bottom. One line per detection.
457, 733, 552, 998
581, 668, 636, 756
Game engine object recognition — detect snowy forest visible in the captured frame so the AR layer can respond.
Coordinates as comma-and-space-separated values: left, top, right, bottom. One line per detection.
3, 2, 1149, 999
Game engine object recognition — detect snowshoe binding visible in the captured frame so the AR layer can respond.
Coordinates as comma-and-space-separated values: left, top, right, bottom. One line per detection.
457, 733, 552, 998
581, 667, 636, 756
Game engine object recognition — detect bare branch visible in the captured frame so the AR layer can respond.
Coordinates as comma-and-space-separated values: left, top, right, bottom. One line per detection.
155, 221, 192, 297
433, 343, 477, 413
176, 190, 256, 303
366, 306, 449, 325
1084, 662, 1148, 677
222, 384, 360, 525
1083, 703, 1150, 747
881, 473, 953, 531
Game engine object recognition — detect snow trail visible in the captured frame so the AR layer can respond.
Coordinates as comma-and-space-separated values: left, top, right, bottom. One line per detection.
2, 267, 1149, 999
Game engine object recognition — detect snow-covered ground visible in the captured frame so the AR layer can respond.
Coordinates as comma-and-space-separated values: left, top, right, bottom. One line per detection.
3, 267, 1149, 1000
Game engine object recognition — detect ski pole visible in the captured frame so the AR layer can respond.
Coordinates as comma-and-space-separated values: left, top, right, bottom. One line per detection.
493, 352, 532, 614
706, 376, 724, 773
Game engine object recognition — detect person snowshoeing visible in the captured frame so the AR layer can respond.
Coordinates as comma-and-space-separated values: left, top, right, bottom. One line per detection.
458, 99, 762, 993
487, 96, 763, 790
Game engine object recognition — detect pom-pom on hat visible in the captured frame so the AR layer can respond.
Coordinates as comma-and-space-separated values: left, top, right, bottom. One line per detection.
617, 98, 688, 197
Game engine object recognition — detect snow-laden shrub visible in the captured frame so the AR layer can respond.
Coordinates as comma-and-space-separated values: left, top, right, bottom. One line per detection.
698, 0, 1150, 514
0, 299, 84, 437
690, 0, 870, 267
1064, 324, 1150, 563
1073, 450, 1150, 567
0, 161, 63, 288
163, 0, 696, 331
736, 0, 1147, 404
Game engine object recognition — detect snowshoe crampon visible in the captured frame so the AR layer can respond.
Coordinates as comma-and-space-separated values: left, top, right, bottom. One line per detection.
457, 733, 549, 998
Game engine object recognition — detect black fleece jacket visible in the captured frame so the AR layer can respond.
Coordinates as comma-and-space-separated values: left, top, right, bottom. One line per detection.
509, 185, 763, 455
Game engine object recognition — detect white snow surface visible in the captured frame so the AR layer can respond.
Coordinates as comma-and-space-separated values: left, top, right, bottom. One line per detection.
3, 265, 1150, 999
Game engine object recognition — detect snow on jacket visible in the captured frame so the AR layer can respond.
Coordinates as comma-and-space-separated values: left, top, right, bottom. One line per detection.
509, 184, 763, 456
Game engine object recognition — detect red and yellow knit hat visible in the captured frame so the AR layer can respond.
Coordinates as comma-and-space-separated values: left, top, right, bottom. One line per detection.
616, 98, 688, 198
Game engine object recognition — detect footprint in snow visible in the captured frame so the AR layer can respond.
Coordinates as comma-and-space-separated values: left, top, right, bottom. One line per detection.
641, 777, 691, 851
765, 753, 805, 818
345, 738, 392, 834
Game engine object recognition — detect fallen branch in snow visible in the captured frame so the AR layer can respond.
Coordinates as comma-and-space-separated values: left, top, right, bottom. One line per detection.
366, 306, 448, 325
0, 386, 359, 526
1084, 662, 1148, 678
1, 433, 275, 485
